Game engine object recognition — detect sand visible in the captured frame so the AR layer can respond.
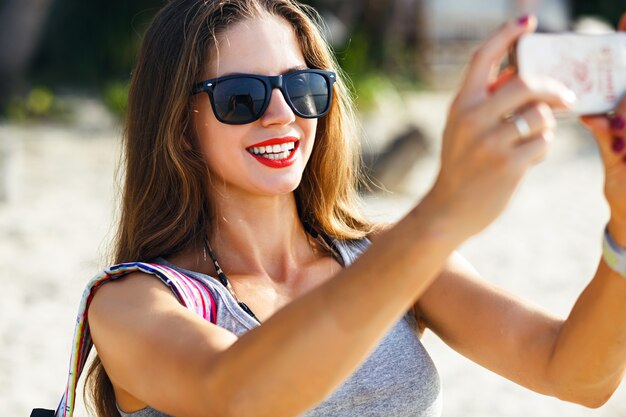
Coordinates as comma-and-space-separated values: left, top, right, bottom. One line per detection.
2, 93, 625, 416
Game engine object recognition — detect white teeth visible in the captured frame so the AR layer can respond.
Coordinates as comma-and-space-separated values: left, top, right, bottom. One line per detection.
249, 142, 297, 159
254, 150, 291, 160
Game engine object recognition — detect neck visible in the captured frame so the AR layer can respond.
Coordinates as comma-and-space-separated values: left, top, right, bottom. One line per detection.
205, 189, 317, 283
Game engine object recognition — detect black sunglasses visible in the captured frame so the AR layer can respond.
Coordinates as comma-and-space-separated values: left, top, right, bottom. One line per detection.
192, 69, 336, 125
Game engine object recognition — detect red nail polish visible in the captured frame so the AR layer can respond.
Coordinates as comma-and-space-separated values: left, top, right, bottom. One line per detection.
610, 115, 626, 131
517, 14, 530, 26
612, 137, 626, 153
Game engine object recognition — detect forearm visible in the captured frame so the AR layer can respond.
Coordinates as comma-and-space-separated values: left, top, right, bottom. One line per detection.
206, 195, 463, 417
548, 220, 626, 406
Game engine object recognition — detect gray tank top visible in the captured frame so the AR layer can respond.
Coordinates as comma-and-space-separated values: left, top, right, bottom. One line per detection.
116, 238, 442, 417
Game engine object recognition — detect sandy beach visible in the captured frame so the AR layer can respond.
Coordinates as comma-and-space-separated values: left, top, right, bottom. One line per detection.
2, 92, 626, 416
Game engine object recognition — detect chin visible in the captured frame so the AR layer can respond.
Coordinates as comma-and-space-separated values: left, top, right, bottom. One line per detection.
258, 181, 301, 197
252, 174, 304, 196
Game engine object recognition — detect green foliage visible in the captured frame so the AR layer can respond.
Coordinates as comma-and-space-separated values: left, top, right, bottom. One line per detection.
335, 30, 424, 111
103, 81, 129, 119
26, 88, 54, 115
335, 31, 383, 110
4, 87, 65, 121
348, 72, 396, 111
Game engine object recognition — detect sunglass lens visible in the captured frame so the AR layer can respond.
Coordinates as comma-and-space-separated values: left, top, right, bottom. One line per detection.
213, 77, 266, 123
286, 72, 330, 117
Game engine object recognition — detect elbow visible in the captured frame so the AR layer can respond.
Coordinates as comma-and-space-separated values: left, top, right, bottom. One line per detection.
545, 359, 624, 409
553, 381, 619, 409
558, 391, 612, 409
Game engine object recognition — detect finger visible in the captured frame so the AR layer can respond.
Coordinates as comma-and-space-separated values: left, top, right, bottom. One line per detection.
488, 67, 516, 94
580, 115, 609, 134
487, 103, 556, 146
459, 15, 537, 105
619, 12, 626, 31
485, 75, 576, 119
513, 131, 554, 167
580, 87, 626, 158
608, 108, 626, 156
609, 106, 626, 135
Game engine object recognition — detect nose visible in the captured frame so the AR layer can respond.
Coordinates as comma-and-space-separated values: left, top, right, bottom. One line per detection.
260, 88, 296, 126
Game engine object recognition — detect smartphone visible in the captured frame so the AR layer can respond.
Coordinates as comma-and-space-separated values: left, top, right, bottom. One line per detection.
515, 32, 626, 115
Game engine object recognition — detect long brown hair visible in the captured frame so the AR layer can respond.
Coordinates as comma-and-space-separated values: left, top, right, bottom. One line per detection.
85, 0, 374, 415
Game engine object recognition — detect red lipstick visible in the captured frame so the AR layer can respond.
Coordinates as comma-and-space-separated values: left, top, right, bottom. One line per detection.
247, 136, 299, 148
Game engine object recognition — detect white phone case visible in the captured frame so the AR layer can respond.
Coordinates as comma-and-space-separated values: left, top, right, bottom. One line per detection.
516, 33, 626, 115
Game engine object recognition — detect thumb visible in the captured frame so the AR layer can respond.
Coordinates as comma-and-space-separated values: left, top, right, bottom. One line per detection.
580, 115, 609, 133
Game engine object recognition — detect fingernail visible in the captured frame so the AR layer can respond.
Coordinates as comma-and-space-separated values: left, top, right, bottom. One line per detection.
612, 137, 626, 153
563, 90, 577, 105
517, 14, 531, 26
610, 115, 626, 131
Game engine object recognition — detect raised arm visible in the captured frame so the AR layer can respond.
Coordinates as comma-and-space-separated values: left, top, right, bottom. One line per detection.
414, 11, 626, 410
547, 11, 626, 405
416, 250, 626, 409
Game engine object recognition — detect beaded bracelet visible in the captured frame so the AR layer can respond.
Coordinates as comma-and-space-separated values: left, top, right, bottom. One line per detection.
603, 226, 626, 278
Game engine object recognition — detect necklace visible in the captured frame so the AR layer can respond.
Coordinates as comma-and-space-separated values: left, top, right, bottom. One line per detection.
203, 221, 342, 324
203, 237, 262, 323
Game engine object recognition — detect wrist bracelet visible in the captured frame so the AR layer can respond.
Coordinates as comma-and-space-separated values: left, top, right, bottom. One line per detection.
603, 226, 626, 278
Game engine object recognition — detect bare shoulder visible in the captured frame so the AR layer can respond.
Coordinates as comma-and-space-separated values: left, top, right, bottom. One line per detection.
87, 269, 241, 347
87, 271, 238, 416
366, 222, 395, 243
88, 270, 196, 342
88, 271, 181, 321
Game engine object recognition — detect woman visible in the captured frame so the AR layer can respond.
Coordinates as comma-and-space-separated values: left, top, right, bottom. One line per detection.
75, 1, 626, 416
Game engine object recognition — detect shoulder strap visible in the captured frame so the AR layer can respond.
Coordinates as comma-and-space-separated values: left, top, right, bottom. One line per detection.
43, 262, 218, 417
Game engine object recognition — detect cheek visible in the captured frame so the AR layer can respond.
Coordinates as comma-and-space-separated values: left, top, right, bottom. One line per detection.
200, 125, 238, 164
192, 99, 215, 153
194, 116, 232, 171
193, 99, 232, 154
301, 119, 318, 156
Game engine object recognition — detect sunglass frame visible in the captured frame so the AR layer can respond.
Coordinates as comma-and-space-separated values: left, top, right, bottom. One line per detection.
191, 69, 336, 125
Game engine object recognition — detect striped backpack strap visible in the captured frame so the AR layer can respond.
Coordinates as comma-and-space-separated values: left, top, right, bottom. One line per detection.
46, 262, 218, 417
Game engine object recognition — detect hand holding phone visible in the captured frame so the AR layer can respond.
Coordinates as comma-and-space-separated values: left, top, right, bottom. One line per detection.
515, 33, 626, 115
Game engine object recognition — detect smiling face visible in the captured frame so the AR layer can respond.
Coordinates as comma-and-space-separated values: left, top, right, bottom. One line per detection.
192, 14, 318, 198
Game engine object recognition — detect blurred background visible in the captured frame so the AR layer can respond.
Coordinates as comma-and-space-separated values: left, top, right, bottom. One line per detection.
1, 0, 626, 416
